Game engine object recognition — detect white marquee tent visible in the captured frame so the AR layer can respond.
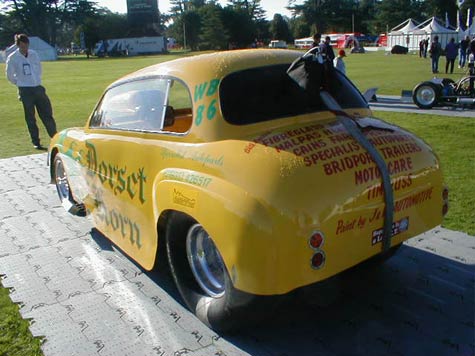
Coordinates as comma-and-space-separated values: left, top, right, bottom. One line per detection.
411, 17, 458, 50
0, 36, 57, 63
387, 18, 419, 49
387, 17, 458, 51
457, 18, 475, 39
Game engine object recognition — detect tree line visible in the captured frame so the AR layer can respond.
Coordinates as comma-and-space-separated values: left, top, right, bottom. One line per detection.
1, 0, 474, 51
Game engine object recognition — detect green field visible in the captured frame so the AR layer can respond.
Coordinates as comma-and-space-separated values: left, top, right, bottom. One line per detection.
0, 50, 473, 355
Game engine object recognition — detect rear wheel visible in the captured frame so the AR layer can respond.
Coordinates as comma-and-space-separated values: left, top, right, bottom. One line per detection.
412, 82, 440, 109
53, 155, 86, 216
165, 212, 281, 332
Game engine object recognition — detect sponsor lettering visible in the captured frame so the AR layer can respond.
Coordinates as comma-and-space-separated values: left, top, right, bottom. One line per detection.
160, 150, 224, 167
372, 217, 410, 245
194, 79, 219, 125
163, 170, 213, 188
173, 189, 196, 208
96, 204, 142, 248
86, 141, 147, 204
367, 175, 413, 200
354, 157, 413, 185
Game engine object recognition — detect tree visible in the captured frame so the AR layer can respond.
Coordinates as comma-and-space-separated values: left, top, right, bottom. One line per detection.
289, 0, 373, 34
0, 11, 21, 47
269, 13, 291, 41
167, 10, 202, 50
222, 6, 256, 48
227, 0, 266, 20
289, 16, 311, 39
373, 0, 424, 33
198, 3, 228, 50
0, 0, 101, 46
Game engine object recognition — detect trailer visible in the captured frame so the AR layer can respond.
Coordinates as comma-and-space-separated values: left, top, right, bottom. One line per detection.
94, 36, 166, 57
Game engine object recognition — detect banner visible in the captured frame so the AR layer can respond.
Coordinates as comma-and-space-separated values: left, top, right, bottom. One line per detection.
467, 8, 473, 28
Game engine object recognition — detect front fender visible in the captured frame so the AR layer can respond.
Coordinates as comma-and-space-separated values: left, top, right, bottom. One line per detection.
152, 168, 293, 294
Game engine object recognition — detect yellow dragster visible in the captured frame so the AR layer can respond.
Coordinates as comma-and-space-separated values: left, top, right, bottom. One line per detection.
49, 49, 447, 331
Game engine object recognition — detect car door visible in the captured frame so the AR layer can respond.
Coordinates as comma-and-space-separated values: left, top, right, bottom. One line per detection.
84, 76, 194, 268
85, 77, 170, 265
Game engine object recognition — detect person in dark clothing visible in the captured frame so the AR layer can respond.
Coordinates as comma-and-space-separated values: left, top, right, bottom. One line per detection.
469, 38, 475, 95
444, 38, 458, 74
429, 36, 442, 73
459, 35, 470, 69
5, 34, 57, 149
423, 38, 429, 58
323, 36, 335, 64
312, 33, 322, 49
419, 39, 424, 57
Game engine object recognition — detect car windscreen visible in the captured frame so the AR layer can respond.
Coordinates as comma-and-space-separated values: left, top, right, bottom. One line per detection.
220, 63, 368, 125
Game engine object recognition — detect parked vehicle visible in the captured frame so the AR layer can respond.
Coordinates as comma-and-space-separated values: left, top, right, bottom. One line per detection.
94, 36, 166, 57
269, 40, 287, 48
49, 49, 448, 332
413, 76, 475, 109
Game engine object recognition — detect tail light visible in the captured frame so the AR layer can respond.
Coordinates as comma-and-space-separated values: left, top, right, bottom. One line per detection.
309, 231, 326, 269
311, 251, 326, 269
309, 231, 325, 249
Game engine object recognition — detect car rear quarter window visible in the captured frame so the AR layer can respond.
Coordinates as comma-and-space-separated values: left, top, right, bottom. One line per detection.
219, 63, 367, 125
90, 78, 192, 134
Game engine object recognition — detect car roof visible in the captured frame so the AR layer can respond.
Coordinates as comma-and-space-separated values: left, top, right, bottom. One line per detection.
109, 49, 303, 89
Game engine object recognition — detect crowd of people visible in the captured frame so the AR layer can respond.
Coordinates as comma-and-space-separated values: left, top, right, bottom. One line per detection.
420, 35, 475, 75
311, 33, 347, 75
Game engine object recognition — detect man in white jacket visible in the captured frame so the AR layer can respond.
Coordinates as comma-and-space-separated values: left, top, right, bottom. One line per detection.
6, 34, 57, 150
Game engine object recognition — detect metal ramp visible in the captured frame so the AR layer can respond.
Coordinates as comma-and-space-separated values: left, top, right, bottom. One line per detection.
0, 154, 474, 356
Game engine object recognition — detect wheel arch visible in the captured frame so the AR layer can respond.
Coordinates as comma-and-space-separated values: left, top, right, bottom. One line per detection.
49, 147, 60, 184
151, 175, 279, 294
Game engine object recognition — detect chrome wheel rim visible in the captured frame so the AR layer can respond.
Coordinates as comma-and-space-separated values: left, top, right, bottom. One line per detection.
416, 85, 436, 106
54, 158, 70, 202
186, 224, 226, 298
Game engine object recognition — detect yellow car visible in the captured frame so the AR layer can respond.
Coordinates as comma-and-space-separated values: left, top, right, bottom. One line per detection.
49, 49, 447, 331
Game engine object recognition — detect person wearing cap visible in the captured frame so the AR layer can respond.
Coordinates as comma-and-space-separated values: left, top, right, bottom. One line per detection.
5, 33, 57, 150
334, 49, 347, 75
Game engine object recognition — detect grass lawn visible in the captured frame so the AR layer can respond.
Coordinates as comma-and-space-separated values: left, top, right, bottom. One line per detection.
0, 49, 473, 355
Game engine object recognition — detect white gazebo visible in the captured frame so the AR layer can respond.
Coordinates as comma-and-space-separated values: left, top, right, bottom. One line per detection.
411, 17, 458, 50
1, 36, 57, 63
387, 18, 420, 50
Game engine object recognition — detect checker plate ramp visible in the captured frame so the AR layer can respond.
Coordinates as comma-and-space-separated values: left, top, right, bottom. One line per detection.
0, 154, 474, 356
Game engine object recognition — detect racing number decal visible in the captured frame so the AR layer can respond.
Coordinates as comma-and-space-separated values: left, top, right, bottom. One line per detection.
194, 79, 219, 126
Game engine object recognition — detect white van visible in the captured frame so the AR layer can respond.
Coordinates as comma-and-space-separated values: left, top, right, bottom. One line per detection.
268, 40, 287, 48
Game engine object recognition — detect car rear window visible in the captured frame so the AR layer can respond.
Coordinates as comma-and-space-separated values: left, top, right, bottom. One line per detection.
219, 63, 368, 125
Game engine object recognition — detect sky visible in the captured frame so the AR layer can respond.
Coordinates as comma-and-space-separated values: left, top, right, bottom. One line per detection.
95, 0, 296, 19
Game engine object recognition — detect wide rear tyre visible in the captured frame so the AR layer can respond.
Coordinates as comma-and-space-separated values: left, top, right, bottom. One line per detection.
165, 212, 282, 333
53, 155, 86, 216
412, 82, 440, 109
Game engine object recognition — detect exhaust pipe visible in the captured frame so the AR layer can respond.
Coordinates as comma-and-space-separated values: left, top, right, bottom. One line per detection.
456, 97, 475, 106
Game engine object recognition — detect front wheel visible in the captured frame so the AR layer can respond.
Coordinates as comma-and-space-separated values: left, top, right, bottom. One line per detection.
412, 82, 440, 109
53, 155, 86, 216
165, 212, 281, 332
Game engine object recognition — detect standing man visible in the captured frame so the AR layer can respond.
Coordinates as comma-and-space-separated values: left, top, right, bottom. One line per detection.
444, 37, 458, 74
459, 35, 470, 69
312, 33, 322, 49
322, 36, 335, 64
429, 36, 442, 74
423, 38, 429, 58
5, 34, 57, 150
468, 37, 475, 95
